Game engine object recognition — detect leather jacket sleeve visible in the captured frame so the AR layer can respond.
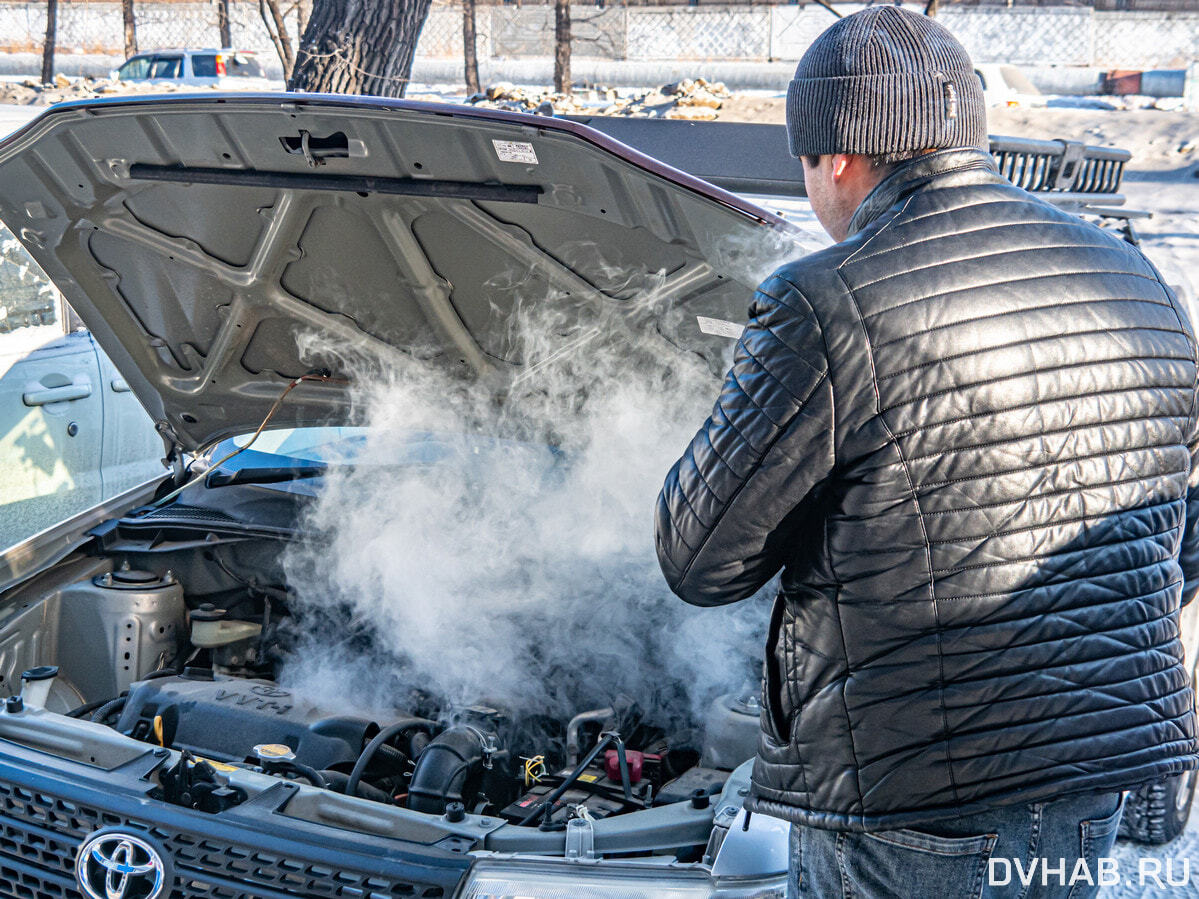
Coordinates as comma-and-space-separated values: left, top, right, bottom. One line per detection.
655, 272, 834, 606
1180, 340, 1199, 608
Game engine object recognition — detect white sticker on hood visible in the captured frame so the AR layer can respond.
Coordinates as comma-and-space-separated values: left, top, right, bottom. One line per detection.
492, 140, 539, 164
697, 316, 745, 340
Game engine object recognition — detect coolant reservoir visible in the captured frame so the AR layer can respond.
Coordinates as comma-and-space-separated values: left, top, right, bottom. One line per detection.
701, 692, 763, 771
56, 568, 186, 699
190, 604, 262, 648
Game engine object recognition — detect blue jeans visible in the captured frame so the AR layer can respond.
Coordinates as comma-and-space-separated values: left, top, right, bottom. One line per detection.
788, 791, 1125, 899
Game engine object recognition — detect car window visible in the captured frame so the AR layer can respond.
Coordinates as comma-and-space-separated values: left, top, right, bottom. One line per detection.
0, 222, 166, 553
0, 231, 59, 337
191, 54, 218, 78
117, 56, 151, 80
148, 56, 183, 79
226, 55, 265, 78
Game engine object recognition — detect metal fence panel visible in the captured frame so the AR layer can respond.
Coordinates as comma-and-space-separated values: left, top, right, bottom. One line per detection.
487, 5, 625, 59
1093, 11, 1199, 67
415, 6, 496, 61
1, 3, 1195, 74
627, 7, 770, 61
770, 5, 869, 61
938, 7, 1094, 67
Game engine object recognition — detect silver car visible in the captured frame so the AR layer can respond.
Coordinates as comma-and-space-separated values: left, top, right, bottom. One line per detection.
0, 93, 793, 899
114, 49, 280, 89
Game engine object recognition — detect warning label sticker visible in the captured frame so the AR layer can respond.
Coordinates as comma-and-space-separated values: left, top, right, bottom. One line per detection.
492, 140, 539, 165
697, 316, 745, 340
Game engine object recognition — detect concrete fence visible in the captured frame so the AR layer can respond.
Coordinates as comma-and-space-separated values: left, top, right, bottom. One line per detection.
1, 2, 1195, 73
427, 4, 1197, 67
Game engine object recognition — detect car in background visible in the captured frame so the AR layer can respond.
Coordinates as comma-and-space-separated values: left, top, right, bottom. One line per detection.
112, 48, 281, 89
974, 63, 1046, 108
0, 223, 166, 551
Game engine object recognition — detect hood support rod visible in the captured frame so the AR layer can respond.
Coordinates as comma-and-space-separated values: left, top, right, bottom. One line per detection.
128, 164, 542, 205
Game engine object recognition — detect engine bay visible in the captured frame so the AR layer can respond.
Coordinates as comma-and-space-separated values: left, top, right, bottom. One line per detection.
27, 538, 761, 837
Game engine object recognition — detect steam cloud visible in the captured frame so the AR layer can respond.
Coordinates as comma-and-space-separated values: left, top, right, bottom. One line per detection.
280, 226, 819, 752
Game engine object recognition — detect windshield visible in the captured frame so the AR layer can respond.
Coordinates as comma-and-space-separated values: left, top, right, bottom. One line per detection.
216, 426, 560, 478
230, 426, 368, 465
116, 56, 151, 80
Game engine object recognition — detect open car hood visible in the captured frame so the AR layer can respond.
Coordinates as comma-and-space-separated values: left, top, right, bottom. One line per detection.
0, 94, 783, 451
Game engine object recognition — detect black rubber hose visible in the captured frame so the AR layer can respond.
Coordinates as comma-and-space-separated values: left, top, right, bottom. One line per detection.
90, 696, 128, 724
320, 770, 393, 804
367, 743, 409, 774
275, 761, 327, 789
69, 694, 124, 719
345, 717, 436, 802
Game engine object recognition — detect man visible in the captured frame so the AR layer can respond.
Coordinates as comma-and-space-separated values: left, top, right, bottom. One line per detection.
656, 7, 1199, 897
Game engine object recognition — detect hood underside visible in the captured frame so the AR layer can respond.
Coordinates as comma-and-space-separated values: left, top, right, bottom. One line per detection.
0, 94, 781, 450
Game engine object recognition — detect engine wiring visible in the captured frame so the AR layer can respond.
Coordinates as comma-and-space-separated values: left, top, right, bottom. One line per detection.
522, 754, 547, 787
145, 372, 346, 511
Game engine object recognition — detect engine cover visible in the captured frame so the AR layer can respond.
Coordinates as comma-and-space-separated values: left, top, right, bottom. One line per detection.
115, 675, 374, 771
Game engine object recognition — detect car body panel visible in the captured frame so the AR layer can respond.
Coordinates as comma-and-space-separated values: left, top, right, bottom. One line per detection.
0, 329, 103, 550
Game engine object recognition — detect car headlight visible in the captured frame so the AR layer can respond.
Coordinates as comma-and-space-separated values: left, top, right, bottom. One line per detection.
459, 860, 786, 899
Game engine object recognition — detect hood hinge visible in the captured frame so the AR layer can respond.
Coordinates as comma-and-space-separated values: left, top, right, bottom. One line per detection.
155, 420, 187, 484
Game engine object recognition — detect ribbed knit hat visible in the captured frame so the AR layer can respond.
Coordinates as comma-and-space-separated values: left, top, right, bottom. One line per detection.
786, 6, 987, 158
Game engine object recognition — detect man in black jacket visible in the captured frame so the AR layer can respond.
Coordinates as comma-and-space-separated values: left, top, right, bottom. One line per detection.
656, 7, 1199, 897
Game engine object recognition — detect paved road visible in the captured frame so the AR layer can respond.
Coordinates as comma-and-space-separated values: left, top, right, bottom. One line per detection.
1104, 817, 1199, 897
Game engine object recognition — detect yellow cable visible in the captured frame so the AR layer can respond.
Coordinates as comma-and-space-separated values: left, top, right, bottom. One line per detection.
523, 755, 546, 787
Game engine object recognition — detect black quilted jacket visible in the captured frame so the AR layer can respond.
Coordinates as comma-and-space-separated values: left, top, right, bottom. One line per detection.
656, 148, 1199, 831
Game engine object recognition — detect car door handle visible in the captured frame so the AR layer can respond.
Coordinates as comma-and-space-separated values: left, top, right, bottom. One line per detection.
111, 378, 131, 393
23, 383, 93, 406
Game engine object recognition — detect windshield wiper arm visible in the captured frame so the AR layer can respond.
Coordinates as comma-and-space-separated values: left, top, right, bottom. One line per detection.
204, 465, 327, 488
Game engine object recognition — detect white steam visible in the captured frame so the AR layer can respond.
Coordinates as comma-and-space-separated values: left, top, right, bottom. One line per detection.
279, 227, 816, 746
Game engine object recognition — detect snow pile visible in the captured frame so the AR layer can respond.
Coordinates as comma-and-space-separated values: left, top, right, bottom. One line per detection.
466, 77, 732, 119
0, 74, 232, 106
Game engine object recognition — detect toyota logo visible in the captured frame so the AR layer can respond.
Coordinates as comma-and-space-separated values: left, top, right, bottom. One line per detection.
75, 830, 171, 899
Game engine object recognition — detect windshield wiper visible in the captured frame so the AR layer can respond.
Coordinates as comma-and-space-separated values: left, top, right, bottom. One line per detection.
204, 465, 327, 488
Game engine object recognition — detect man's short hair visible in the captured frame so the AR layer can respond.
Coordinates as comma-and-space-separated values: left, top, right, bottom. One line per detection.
801, 148, 933, 172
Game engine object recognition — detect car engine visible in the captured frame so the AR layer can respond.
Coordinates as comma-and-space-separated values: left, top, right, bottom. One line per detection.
61, 560, 760, 830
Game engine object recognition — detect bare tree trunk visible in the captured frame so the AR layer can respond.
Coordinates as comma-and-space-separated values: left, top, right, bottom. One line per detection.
553, 0, 570, 94
463, 0, 480, 95
217, 0, 232, 47
260, 0, 296, 77
289, 0, 435, 98
923, 0, 940, 16
296, 0, 312, 45
41, 0, 57, 84
122, 0, 137, 56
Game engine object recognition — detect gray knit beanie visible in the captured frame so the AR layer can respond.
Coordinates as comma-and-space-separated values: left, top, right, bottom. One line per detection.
786, 6, 987, 158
